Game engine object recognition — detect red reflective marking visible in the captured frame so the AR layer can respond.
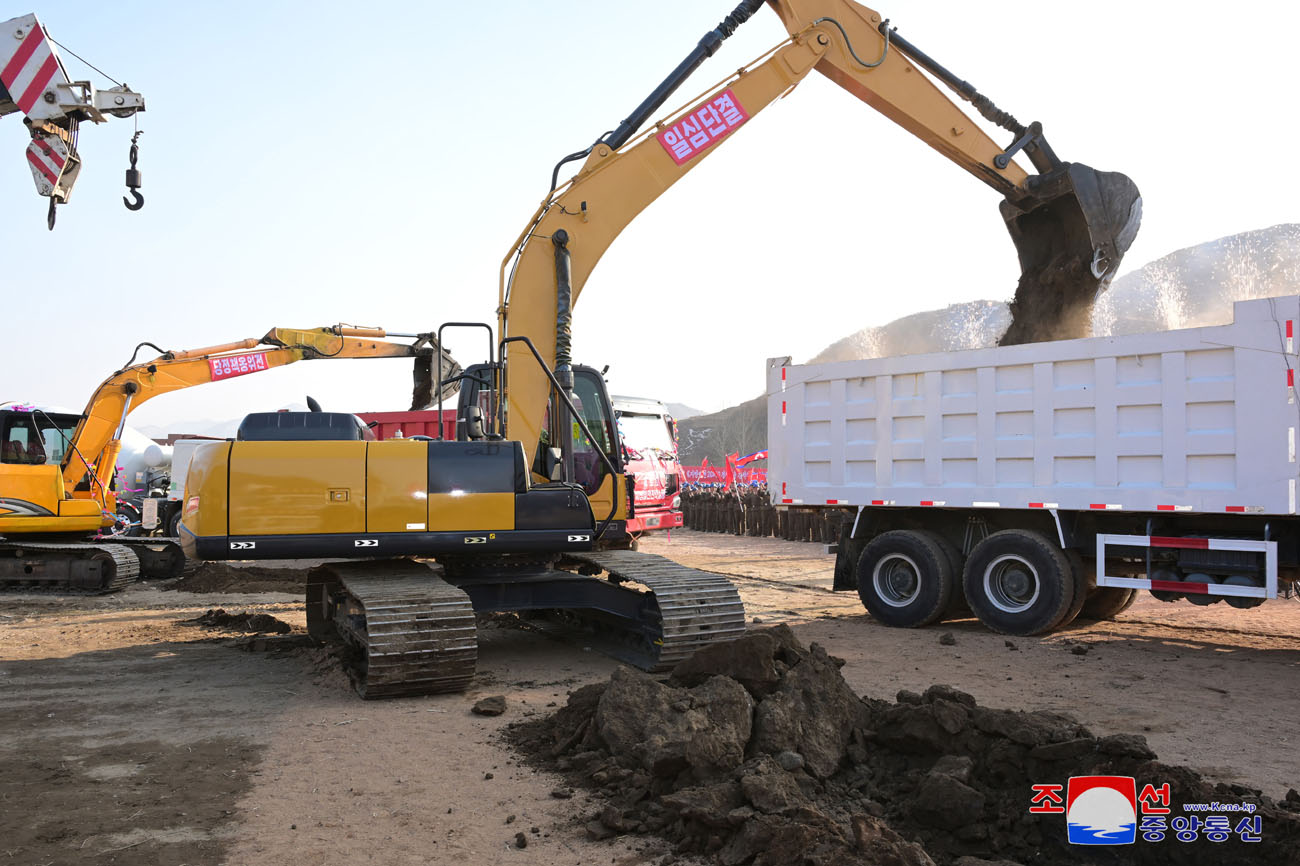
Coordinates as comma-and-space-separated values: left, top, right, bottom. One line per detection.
35, 138, 65, 167
1290, 369, 1295, 388
1, 25, 43, 89
1150, 536, 1209, 549
1226, 506, 1246, 513
781, 368, 786, 381
1156, 504, 1175, 511
25, 147, 58, 185
1289, 321, 1294, 338
1089, 503, 1106, 509
781, 482, 786, 495
781, 401, 786, 413
17, 54, 57, 114
781, 498, 793, 504
826, 499, 837, 505
1029, 502, 1045, 508
1151, 579, 1207, 594
871, 500, 885, 505
920, 500, 935, 506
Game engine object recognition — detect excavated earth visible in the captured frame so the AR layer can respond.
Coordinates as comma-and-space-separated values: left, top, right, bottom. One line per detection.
177, 608, 293, 634
509, 626, 1300, 866
162, 561, 310, 594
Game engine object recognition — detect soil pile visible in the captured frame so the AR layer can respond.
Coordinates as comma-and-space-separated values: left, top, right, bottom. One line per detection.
510, 626, 1300, 865
164, 562, 309, 593
179, 608, 293, 634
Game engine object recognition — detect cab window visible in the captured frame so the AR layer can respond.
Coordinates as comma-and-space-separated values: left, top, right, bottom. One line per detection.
1, 415, 42, 465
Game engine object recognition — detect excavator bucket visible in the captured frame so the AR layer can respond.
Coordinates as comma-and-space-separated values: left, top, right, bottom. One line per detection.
998, 164, 1142, 345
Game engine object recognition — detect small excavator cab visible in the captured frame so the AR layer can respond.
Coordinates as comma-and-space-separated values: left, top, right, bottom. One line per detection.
998, 163, 1143, 345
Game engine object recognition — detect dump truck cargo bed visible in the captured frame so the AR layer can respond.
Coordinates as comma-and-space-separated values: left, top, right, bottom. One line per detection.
768, 295, 1300, 517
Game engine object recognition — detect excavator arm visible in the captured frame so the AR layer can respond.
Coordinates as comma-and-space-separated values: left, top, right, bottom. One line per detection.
61, 326, 459, 521
499, 0, 1141, 469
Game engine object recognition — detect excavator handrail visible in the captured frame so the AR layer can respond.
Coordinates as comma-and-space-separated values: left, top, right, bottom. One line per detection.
499, 336, 619, 542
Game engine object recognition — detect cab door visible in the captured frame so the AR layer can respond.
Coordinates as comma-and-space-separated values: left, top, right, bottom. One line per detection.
568, 368, 626, 524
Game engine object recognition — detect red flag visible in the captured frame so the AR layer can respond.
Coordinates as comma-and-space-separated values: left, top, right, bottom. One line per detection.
724, 452, 739, 489
701, 456, 710, 469
735, 450, 768, 467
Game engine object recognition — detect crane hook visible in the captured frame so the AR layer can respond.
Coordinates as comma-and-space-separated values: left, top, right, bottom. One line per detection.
122, 131, 144, 211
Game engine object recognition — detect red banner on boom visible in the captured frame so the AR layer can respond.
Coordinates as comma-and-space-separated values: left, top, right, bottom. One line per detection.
209, 351, 270, 382
656, 88, 750, 166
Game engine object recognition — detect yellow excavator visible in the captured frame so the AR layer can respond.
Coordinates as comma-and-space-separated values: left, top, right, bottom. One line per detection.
183, 0, 1141, 698
0, 326, 454, 591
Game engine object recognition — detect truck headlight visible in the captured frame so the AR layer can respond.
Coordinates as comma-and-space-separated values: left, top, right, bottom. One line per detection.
672, 495, 681, 509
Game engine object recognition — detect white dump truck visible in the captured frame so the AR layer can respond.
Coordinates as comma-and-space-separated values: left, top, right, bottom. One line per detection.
768, 295, 1299, 635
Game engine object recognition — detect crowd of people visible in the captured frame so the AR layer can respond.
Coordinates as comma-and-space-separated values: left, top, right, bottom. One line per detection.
680, 484, 850, 543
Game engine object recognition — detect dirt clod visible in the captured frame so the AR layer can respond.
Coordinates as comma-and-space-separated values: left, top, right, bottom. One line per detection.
509, 625, 1300, 866
179, 609, 292, 634
939, 632, 956, 646
472, 695, 506, 716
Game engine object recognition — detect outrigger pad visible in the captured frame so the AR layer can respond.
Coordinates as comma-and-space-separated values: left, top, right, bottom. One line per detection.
998, 164, 1142, 346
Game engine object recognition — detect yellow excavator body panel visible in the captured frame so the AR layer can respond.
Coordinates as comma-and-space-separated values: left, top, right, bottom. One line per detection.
228, 441, 368, 536
365, 440, 431, 533
428, 492, 515, 533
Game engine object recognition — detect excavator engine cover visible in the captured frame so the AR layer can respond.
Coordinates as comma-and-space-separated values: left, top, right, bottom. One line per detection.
998, 163, 1142, 346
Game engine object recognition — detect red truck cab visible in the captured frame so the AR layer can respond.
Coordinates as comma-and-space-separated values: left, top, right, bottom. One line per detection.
612, 396, 682, 535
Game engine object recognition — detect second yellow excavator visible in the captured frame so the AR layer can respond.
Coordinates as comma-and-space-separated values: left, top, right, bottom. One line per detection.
1, 325, 455, 591
183, 0, 1141, 698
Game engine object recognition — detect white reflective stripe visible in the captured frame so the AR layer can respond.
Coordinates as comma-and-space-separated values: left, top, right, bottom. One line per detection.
3, 31, 53, 102
972, 501, 1000, 508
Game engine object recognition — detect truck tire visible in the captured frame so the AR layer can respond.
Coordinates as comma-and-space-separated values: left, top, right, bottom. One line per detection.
166, 509, 183, 539
1080, 586, 1138, 621
921, 530, 970, 616
1055, 550, 1092, 629
856, 530, 954, 628
963, 529, 1078, 636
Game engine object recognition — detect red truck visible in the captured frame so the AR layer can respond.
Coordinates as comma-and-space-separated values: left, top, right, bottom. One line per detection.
356, 409, 457, 441
613, 396, 683, 535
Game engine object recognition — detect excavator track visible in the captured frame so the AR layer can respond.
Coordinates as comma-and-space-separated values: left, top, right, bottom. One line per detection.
307, 560, 477, 699
113, 537, 190, 579
563, 550, 746, 671
0, 542, 139, 593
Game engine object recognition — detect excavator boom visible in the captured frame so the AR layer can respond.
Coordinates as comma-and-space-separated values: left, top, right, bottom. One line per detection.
63, 325, 458, 508
499, 0, 1141, 470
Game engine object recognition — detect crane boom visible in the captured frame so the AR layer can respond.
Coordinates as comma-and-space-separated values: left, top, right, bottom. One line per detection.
1, 12, 146, 226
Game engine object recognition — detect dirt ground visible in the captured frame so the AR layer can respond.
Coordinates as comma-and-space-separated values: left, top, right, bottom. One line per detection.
1, 529, 1297, 865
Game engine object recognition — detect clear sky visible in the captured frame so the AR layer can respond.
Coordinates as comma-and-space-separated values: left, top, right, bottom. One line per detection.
3, 1, 1297, 431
